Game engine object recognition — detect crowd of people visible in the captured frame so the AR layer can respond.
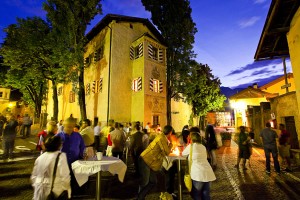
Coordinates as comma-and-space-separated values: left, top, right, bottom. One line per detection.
1, 113, 292, 200
29, 117, 219, 200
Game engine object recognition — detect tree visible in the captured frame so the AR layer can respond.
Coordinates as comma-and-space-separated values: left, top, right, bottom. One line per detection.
183, 61, 226, 129
142, 0, 197, 125
0, 17, 64, 121
43, 0, 102, 120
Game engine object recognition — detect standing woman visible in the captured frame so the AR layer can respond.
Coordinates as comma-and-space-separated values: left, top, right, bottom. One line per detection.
205, 125, 218, 169
182, 127, 216, 200
31, 136, 71, 200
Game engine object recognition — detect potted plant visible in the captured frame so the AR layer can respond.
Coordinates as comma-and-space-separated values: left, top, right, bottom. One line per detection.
220, 132, 232, 147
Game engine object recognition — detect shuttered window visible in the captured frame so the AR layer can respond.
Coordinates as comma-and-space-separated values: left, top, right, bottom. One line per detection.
92, 78, 103, 94
86, 83, 90, 95
69, 91, 75, 103
132, 77, 142, 92
130, 42, 143, 60
150, 78, 163, 93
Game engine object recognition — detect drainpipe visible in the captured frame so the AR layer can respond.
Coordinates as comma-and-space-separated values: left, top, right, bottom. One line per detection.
282, 57, 289, 93
106, 25, 112, 124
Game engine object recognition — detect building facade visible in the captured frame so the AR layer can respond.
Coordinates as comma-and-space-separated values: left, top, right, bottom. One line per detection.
45, 14, 168, 127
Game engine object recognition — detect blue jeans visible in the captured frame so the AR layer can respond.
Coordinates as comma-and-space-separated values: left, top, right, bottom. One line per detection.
191, 180, 211, 200
2, 139, 15, 158
137, 157, 157, 200
264, 146, 280, 172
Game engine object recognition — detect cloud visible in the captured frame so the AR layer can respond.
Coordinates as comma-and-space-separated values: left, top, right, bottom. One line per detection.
232, 74, 282, 89
254, 0, 267, 4
250, 68, 274, 76
226, 59, 282, 76
239, 16, 260, 28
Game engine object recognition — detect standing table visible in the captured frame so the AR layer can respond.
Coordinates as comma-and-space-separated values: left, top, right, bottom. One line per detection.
164, 153, 187, 200
71, 156, 127, 200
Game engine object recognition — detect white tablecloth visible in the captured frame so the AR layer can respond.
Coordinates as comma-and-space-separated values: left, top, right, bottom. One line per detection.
71, 156, 127, 186
163, 154, 187, 170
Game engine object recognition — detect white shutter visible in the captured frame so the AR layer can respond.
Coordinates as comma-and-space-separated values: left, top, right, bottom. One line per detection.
137, 77, 142, 91
159, 80, 163, 93
149, 78, 154, 91
130, 46, 134, 60
138, 43, 143, 58
158, 48, 163, 62
148, 44, 153, 59
92, 81, 96, 93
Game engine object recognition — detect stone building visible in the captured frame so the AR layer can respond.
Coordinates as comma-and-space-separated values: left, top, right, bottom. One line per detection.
255, 0, 300, 148
45, 14, 168, 128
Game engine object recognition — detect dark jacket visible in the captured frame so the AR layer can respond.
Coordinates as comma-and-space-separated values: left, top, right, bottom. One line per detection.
3, 119, 18, 141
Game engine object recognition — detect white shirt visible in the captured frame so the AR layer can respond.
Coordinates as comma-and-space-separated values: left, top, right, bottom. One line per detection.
94, 125, 101, 136
182, 143, 216, 182
31, 151, 71, 200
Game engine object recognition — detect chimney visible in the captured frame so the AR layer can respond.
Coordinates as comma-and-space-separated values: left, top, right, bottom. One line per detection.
253, 83, 258, 89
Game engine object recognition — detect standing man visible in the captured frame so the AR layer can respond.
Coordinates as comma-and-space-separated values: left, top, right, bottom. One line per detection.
260, 122, 280, 174
1, 115, 18, 159
80, 119, 94, 158
94, 121, 102, 152
110, 122, 126, 160
21, 114, 32, 138
138, 125, 173, 200
278, 124, 292, 172
56, 117, 85, 194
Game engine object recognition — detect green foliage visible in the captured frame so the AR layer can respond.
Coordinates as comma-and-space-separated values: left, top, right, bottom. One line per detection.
0, 17, 56, 117
221, 132, 232, 140
43, 0, 102, 120
141, 0, 197, 123
183, 61, 226, 117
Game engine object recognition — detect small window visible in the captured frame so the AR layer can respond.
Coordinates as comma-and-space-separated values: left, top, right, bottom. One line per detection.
58, 87, 63, 96
0, 92, 3, 98
152, 47, 158, 60
69, 91, 75, 103
153, 115, 159, 126
94, 47, 103, 62
132, 77, 142, 92
86, 83, 90, 95
134, 46, 140, 59
130, 24, 133, 29
153, 79, 159, 93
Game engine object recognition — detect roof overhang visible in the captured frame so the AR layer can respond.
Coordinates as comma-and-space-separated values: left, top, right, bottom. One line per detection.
254, 0, 300, 61
86, 14, 166, 46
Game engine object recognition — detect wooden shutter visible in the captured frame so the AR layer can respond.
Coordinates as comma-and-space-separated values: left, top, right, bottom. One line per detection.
158, 48, 163, 62
148, 44, 153, 59
137, 77, 142, 91
130, 46, 134, 60
149, 78, 154, 91
98, 78, 103, 93
159, 80, 163, 93
92, 81, 96, 93
138, 43, 143, 58
86, 83, 90, 95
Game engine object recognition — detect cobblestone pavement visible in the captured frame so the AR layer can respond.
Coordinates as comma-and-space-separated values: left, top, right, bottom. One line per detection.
1, 135, 300, 199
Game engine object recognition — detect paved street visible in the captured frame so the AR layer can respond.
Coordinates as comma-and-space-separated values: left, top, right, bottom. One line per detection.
1, 132, 300, 200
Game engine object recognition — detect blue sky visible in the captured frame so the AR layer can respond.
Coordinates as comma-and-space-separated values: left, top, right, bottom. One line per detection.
0, 0, 292, 88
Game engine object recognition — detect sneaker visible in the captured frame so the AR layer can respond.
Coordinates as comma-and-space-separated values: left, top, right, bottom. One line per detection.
266, 170, 270, 174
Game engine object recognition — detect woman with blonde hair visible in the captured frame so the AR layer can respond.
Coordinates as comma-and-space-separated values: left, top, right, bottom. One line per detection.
37, 121, 58, 153
182, 127, 216, 200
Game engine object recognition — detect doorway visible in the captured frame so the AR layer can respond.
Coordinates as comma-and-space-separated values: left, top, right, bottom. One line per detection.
285, 116, 299, 149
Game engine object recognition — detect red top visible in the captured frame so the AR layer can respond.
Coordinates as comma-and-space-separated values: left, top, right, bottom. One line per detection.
107, 133, 113, 146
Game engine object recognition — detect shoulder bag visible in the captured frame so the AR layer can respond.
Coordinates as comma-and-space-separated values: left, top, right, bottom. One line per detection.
184, 144, 193, 192
46, 153, 69, 200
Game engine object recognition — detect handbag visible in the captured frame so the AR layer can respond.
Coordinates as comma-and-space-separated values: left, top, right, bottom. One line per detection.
184, 144, 193, 192
46, 153, 69, 200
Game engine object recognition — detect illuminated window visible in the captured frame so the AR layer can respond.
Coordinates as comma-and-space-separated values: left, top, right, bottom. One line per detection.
132, 77, 142, 92
150, 78, 162, 93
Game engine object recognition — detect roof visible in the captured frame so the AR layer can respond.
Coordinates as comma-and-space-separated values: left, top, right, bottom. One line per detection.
259, 73, 293, 90
229, 87, 278, 100
86, 14, 166, 45
254, 0, 300, 60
